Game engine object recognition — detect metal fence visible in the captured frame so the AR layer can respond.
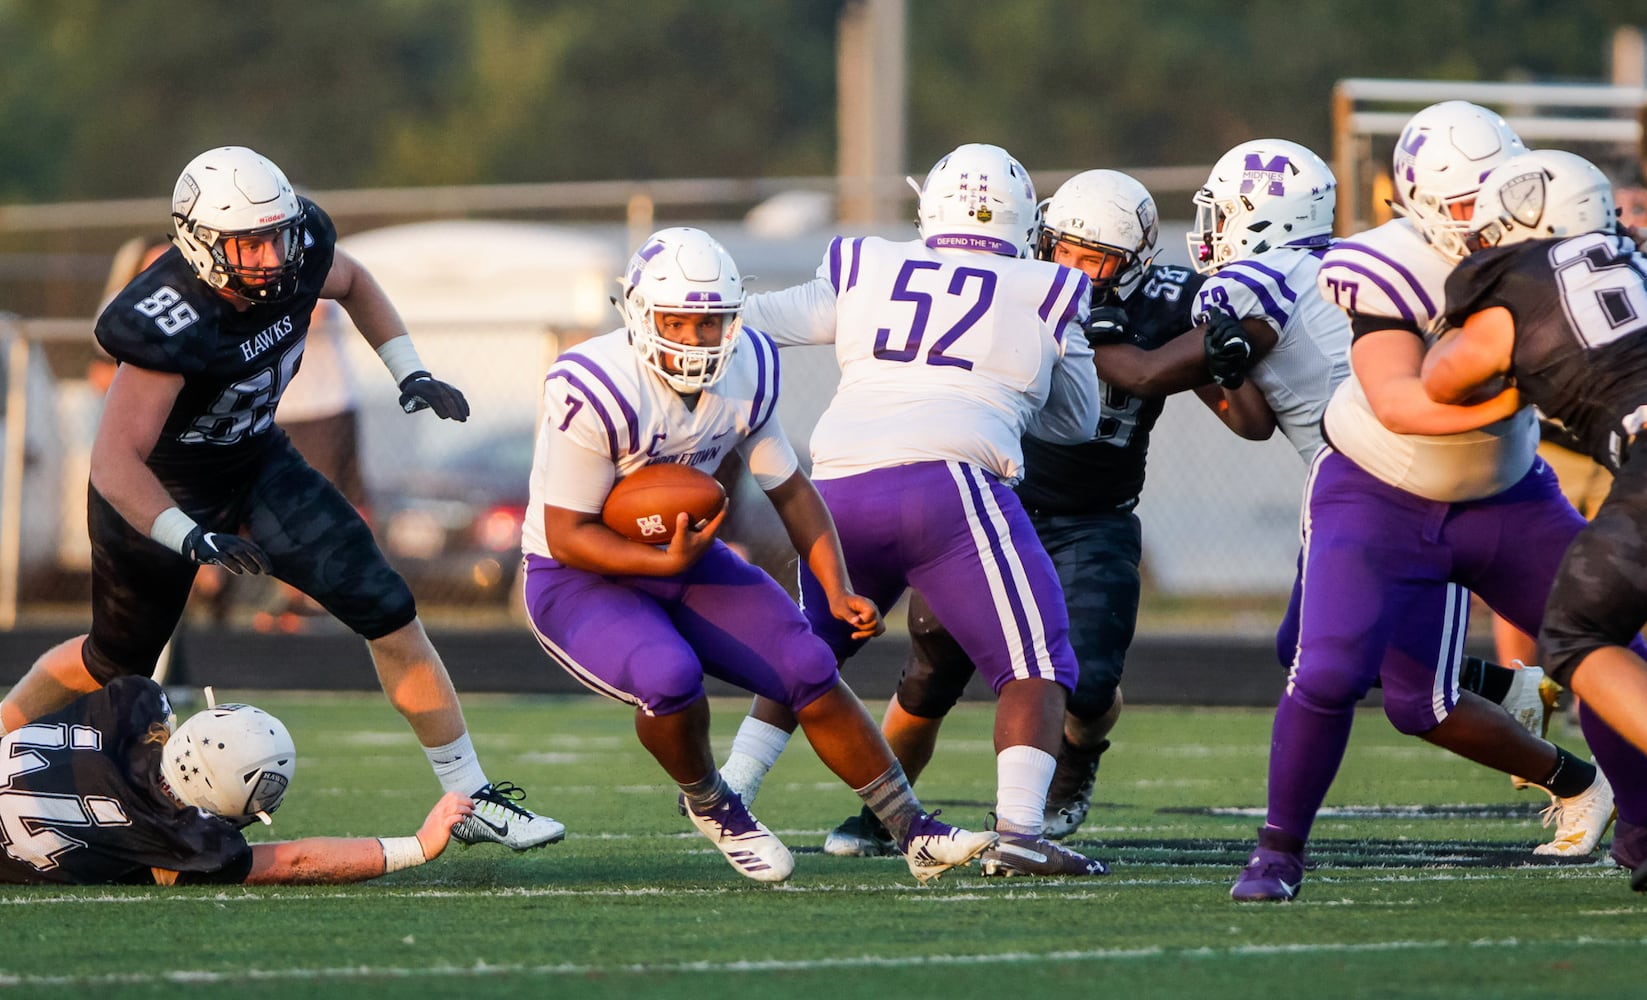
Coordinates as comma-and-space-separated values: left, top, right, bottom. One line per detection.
0, 214, 1314, 635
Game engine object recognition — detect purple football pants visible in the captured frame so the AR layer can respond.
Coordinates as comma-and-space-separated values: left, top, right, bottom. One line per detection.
799, 461, 1078, 695
522, 543, 838, 717
1268, 449, 1647, 840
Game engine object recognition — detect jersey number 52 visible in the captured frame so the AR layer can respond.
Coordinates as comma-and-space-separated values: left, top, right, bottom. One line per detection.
872, 261, 998, 370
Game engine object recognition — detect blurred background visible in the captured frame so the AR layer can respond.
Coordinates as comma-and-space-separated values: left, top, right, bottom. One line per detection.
1, 2, 1645, 690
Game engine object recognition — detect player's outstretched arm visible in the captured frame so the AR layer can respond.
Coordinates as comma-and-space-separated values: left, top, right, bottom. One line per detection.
1194, 380, 1277, 440
240, 792, 474, 885
323, 248, 469, 422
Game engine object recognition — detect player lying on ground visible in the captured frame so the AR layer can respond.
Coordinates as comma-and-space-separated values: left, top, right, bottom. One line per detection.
0, 677, 472, 885
0, 145, 560, 851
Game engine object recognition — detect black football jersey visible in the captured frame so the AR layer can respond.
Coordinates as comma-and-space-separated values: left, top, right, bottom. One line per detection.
0, 676, 252, 885
1445, 232, 1647, 470
95, 198, 338, 491
1017, 264, 1205, 514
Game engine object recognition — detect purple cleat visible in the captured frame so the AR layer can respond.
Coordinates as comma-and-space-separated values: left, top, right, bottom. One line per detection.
1231, 826, 1306, 902
1610, 818, 1647, 893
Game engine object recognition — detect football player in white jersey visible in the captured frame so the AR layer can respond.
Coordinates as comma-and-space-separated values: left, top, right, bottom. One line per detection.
815, 170, 1262, 856
521, 227, 996, 884
721, 144, 1110, 876
1227, 106, 1635, 903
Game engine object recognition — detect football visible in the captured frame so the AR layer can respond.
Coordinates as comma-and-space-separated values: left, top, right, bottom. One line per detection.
601, 463, 727, 544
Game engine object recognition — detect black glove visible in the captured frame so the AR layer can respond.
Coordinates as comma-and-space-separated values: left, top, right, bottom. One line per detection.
1204, 313, 1254, 390
1083, 305, 1133, 347
398, 371, 470, 421
182, 526, 270, 575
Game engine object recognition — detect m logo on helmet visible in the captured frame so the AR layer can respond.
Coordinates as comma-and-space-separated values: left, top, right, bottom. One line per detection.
1241, 154, 1291, 197
1395, 130, 1428, 183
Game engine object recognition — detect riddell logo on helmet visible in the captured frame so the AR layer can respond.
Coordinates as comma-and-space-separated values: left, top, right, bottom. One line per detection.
257, 213, 287, 224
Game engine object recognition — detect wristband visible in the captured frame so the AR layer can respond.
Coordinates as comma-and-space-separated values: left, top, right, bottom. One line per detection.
375, 335, 426, 386
150, 507, 199, 556
379, 835, 427, 873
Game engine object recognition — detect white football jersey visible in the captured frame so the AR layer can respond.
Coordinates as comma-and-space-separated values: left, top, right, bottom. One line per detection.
744, 235, 1100, 482
1190, 244, 1351, 464
1316, 219, 1537, 501
522, 327, 797, 559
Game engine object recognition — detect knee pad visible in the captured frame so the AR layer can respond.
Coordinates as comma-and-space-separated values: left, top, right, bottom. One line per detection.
896, 635, 974, 719
1066, 662, 1120, 722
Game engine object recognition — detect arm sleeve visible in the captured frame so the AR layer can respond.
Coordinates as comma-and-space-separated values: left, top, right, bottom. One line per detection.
1025, 324, 1101, 445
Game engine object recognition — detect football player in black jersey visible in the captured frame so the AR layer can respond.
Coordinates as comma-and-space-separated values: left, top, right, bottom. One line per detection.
802, 171, 1260, 860
0, 146, 561, 851
0, 676, 473, 885
1424, 148, 1647, 890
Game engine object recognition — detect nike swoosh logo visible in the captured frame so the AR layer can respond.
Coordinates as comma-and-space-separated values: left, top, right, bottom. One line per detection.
474, 814, 509, 837
711, 429, 732, 439
1279, 879, 1298, 896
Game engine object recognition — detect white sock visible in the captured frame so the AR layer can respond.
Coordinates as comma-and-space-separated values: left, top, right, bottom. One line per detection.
720, 716, 791, 805
995, 744, 1057, 836
424, 732, 489, 795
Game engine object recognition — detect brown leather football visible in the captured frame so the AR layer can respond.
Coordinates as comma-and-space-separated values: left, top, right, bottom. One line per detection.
600, 463, 728, 544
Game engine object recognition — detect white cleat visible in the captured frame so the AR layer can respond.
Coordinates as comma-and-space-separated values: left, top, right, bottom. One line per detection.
899, 811, 998, 885
686, 795, 794, 883
452, 781, 567, 850
1533, 768, 1616, 857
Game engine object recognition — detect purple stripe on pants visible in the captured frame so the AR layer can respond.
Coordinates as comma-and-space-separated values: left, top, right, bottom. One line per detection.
799, 461, 1077, 693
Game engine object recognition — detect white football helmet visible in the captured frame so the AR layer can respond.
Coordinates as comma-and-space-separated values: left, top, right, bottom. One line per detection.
911, 143, 1039, 258
1036, 169, 1159, 301
621, 227, 745, 392
170, 146, 306, 303
1186, 139, 1335, 274
1467, 150, 1616, 252
1392, 101, 1527, 262
161, 690, 295, 827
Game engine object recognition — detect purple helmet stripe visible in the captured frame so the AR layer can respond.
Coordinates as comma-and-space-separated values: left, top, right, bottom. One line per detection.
926, 233, 1019, 256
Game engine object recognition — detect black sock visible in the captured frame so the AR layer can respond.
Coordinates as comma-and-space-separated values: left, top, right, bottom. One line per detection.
679, 771, 732, 813
1535, 747, 1597, 799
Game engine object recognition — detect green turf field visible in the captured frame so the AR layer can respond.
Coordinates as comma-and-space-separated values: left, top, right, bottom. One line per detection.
1, 692, 1642, 998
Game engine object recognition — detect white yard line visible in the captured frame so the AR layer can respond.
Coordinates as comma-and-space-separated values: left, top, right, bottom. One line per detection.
3, 936, 1646, 987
